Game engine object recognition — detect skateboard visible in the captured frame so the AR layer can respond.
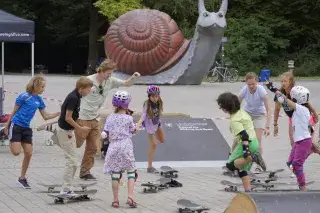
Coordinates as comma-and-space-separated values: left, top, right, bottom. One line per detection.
48, 189, 97, 204
177, 199, 210, 213
160, 165, 178, 178
253, 168, 284, 179
141, 182, 169, 193
221, 179, 315, 192
39, 182, 97, 193
158, 177, 183, 187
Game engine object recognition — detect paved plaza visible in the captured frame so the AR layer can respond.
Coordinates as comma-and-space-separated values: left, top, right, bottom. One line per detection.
0, 74, 320, 213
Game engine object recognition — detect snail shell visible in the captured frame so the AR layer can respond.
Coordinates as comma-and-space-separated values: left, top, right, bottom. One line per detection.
104, 9, 190, 76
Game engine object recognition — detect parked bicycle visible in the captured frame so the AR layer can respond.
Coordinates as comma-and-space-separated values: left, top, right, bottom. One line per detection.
207, 61, 239, 83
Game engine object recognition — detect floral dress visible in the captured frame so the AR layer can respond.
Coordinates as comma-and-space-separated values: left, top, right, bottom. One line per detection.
103, 113, 136, 174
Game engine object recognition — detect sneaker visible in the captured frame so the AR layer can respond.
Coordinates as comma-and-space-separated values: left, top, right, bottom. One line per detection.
80, 174, 97, 181
147, 167, 158, 173
252, 153, 267, 172
50, 129, 58, 145
17, 178, 31, 189
312, 143, 320, 155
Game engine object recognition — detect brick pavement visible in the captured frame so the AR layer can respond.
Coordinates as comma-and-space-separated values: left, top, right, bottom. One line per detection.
0, 75, 320, 212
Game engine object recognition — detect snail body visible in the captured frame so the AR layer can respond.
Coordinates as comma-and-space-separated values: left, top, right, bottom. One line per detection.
104, 0, 228, 85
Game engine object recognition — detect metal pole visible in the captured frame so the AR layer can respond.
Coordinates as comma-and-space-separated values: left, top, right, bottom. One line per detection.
31, 42, 34, 77
288, 60, 294, 73
1, 42, 4, 116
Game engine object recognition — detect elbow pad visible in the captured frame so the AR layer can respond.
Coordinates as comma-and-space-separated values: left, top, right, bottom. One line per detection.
239, 130, 249, 142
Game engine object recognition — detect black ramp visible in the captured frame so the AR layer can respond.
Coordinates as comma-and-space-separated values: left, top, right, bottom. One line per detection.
132, 117, 230, 162
225, 191, 320, 213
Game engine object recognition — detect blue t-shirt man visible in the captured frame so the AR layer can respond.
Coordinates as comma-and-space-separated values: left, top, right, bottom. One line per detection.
11, 92, 46, 128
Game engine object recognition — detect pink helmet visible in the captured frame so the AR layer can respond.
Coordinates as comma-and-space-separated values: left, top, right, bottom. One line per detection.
147, 85, 160, 95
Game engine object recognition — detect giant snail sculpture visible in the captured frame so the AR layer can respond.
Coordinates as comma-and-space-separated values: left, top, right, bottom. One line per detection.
104, 0, 228, 85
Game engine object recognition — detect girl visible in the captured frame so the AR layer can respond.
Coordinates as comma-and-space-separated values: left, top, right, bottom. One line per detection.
136, 85, 165, 173
238, 72, 270, 171
269, 85, 313, 190
273, 71, 318, 147
4, 75, 60, 189
217, 92, 262, 192
101, 90, 137, 208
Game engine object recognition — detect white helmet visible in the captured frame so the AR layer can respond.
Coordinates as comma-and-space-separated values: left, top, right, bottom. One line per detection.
112, 91, 132, 108
290, 86, 310, 104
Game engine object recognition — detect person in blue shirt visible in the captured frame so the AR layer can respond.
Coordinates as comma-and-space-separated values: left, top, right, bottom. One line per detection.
4, 75, 60, 189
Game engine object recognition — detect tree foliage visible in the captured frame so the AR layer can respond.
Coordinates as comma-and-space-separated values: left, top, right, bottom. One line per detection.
95, 0, 143, 22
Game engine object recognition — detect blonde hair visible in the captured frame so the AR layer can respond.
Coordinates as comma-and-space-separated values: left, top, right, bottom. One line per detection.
144, 98, 163, 118
76, 76, 93, 90
280, 71, 295, 96
96, 58, 117, 73
26, 76, 46, 93
245, 72, 257, 81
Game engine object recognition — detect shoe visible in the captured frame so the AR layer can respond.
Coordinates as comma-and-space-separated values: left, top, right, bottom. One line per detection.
80, 174, 97, 181
17, 178, 31, 189
147, 167, 158, 173
252, 153, 267, 171
312, 143, 320, 155
50, 129, 58, 145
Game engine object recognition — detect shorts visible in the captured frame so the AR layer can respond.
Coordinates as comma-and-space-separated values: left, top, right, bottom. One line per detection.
288, 115, 316, 126
227, 138, 259, 171
9, 123, 33, 144
249, 114, 266, 129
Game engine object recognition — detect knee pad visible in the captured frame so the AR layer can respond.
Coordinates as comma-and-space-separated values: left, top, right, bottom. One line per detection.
238, 170, 248, 178
226, 162, 236, 171
111, 171, 122, 182
127, 169, 138, 182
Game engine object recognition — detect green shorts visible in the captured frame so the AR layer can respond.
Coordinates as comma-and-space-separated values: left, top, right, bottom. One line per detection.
227, 138, 259, 171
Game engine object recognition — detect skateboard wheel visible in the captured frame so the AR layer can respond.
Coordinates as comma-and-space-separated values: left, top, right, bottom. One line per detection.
174, 174, 178, 178
143, 188, 147, 193
234, 186, 238, 191
160, 171, 163, 175
48, 188, 54, 193
45, 139, 51, 146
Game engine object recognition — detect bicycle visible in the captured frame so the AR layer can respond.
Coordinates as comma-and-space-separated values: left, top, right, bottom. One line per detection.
207, 61, 239, 83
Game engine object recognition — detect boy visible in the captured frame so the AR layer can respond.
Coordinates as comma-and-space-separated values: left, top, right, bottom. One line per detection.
217, 92, 265, 191
56, 76, 93, 195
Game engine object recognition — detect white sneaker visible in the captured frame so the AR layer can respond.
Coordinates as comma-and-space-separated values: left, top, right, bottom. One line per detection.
289, 165, 295, 178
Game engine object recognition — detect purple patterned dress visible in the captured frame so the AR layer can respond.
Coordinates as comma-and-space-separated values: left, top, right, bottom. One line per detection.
103, 113, 136, 174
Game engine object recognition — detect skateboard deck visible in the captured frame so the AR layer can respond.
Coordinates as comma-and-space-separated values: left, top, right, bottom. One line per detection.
160, 166, 179, 178
253, 168, 284, 179
141, 182, 169, 193
221, 180, 315, 192
177, 199, 210, 213
48, 189, 97, 204
39, 182, 97, 192
36, 120, 58, 132
158, 177, 183, 187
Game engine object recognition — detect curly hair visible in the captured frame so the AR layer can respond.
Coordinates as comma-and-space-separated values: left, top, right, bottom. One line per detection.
216, 92, 240, 114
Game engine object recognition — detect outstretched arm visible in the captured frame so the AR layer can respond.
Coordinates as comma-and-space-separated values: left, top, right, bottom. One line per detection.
39, 109, 60, 121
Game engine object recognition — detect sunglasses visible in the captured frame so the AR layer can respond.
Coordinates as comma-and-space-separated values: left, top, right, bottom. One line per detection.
99, 85, 103, 95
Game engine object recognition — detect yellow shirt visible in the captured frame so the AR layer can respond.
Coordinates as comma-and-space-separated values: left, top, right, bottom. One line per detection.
79, 74, 124, 120
230, 109, 257, 142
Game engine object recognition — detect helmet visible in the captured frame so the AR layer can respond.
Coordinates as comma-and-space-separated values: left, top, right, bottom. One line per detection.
112, 90, 132, 109
147, 85, 160, 95
290, 86, 310, 104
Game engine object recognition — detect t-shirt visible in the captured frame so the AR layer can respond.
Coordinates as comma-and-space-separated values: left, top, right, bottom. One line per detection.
292, 104, 311, 142
239, 85, 267, 116
230, 109, 257, 142
58, 89, 81, 130
11, 92, 46, 128
79, 74, 125, 120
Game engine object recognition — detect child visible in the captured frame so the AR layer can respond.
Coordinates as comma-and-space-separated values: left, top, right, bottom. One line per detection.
272, 72, 318, 147
4, 75, 60, 189
102, 90, 137, 208
217, 92, 264, 191
136, 85, 165, 173
268, 85, 312, 190
56, 77, 93, 195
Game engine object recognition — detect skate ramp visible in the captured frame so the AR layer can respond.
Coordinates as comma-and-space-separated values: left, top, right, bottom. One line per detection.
224, 191, 320, 213
132, 117, 230, 168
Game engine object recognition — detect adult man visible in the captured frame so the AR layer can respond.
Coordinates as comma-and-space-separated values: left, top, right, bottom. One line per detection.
75, 58, 140, 180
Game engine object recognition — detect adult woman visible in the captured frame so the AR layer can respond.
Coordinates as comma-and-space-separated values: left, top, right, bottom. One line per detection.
238, 72, 270, 171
